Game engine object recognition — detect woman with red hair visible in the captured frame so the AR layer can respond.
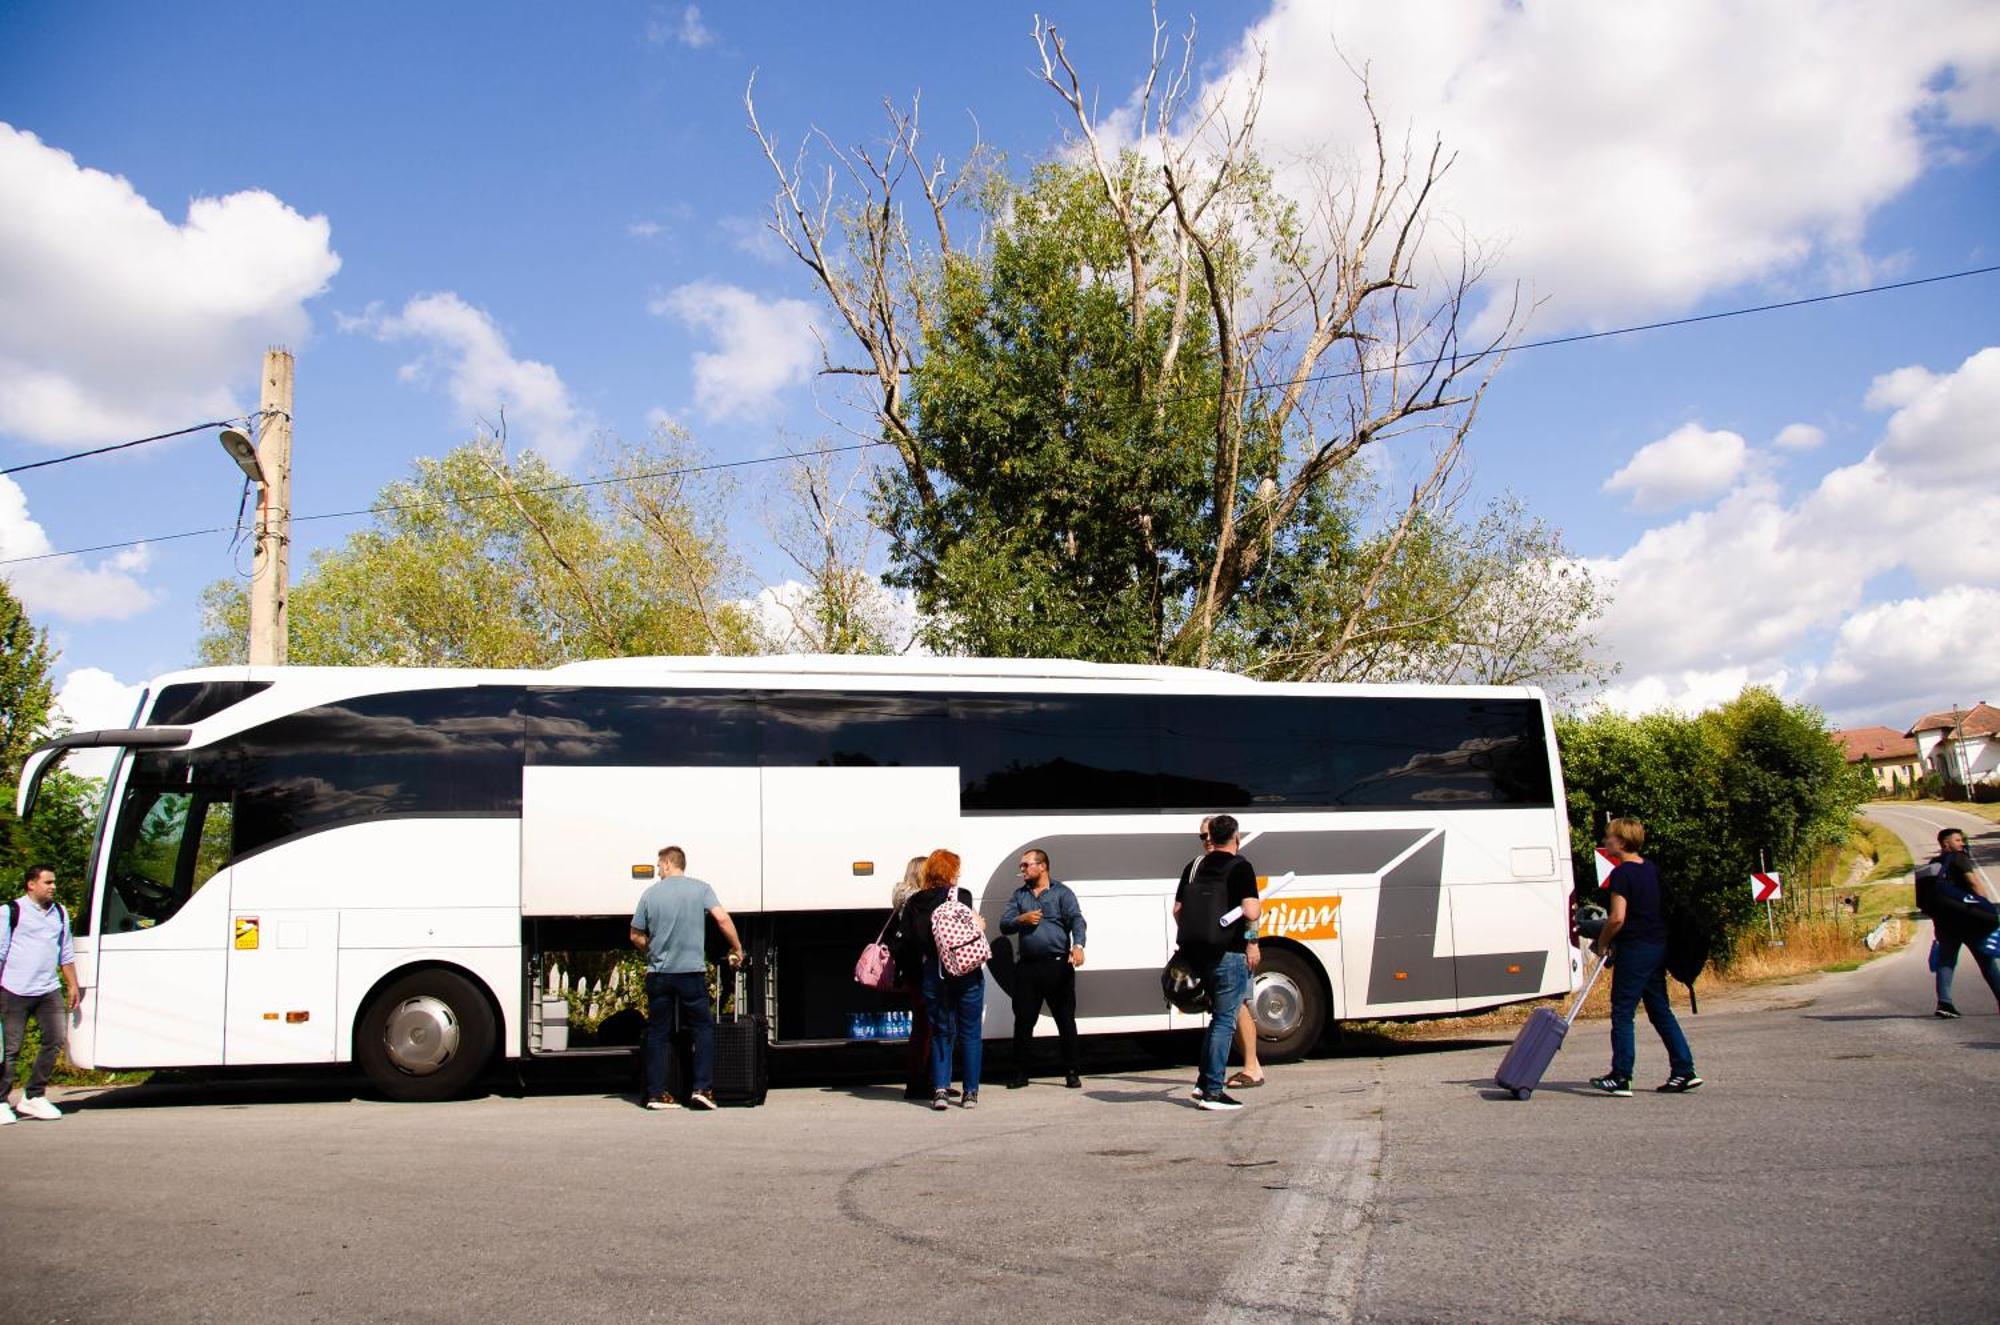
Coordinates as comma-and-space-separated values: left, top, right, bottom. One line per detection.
896, 848, 987, 1109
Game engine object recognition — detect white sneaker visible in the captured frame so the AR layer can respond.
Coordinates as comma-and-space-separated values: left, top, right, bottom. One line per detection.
17, 1096, 61, 1121
0, 1100, 15, 1125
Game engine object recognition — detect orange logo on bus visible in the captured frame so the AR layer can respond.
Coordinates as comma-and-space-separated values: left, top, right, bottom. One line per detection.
1259, 896, 1341, 942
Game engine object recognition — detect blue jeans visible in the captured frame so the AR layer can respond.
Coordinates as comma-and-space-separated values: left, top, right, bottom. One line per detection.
1608, 939, 1693, 1080
922, 957, 985, 1093
1934, 931, 2000, 1006
1198, 951, 1252, 1095
643, 970, 714, 1098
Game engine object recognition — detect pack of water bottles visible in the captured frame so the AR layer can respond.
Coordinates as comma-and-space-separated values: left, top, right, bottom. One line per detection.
847, 1009, 912, 1041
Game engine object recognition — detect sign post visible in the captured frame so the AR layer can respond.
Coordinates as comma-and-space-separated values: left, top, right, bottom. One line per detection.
1751, 870, 1783, 940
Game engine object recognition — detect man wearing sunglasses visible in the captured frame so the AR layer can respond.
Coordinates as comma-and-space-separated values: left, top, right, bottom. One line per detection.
1000, 848, 1087, 1089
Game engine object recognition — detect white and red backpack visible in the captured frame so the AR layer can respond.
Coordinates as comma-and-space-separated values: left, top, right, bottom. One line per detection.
931, 894, 992, 978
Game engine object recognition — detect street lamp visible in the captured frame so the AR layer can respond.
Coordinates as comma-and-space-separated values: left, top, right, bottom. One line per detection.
218, 424, 265, 484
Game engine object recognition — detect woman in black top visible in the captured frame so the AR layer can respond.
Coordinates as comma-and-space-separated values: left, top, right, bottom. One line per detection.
1588, 817, 1699, 1096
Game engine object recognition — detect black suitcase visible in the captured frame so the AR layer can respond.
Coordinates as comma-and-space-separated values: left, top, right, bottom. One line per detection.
1495, 951, 1606, 1100
711, 1014, 769, 1106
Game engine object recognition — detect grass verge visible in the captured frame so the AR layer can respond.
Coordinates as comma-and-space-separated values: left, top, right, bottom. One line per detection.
1854, 818, 1914, 882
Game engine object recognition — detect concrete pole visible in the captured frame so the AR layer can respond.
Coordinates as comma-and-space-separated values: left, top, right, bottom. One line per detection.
249, 347, 293, 665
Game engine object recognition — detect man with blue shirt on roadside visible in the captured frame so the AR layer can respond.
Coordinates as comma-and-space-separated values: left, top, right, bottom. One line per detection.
1, 864, 83, 1124
1001, 848, 1088, 1089
630, 845, 744, 1112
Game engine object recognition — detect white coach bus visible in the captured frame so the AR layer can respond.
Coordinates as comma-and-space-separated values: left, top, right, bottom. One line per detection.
17, 656, 1582, 1101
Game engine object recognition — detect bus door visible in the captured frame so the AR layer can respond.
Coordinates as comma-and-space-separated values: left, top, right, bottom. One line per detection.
93, 758, 234, 1067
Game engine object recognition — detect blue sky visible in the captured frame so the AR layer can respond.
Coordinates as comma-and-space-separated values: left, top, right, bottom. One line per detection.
2, 0, 1996, 736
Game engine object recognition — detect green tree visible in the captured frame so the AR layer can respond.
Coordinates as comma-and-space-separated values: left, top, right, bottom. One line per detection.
0, 582, 100, 912
1556, 688, 1874, 958
198, 429, 755, 667
748, 22, 1610, 689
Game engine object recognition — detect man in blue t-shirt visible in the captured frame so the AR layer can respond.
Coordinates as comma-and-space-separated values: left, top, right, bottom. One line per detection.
630, 845, 744, 1111
1588, 817, 1700, 1097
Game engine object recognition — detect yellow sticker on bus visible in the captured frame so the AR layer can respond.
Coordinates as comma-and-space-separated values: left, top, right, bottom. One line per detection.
233, 917, 259, 950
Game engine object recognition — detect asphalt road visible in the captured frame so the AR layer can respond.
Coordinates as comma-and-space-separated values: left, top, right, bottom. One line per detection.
4, 930, 1996, 1322
1863, 799, 1998, 875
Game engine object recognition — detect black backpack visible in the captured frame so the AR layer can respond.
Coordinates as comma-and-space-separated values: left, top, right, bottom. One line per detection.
1175, 855, 1234, 954
1913, 859, 1944, 917
1663, 904, 1711, 1014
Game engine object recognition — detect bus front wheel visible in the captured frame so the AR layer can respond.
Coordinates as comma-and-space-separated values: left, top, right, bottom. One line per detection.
1249, 947, 1328, 1060
356, 969, 497, 1102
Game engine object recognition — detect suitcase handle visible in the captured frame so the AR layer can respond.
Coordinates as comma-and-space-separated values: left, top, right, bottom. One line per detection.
1560, 950, 1610, 1029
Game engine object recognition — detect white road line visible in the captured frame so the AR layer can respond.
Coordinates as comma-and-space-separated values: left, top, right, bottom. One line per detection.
1204, 1080, 1385, 1325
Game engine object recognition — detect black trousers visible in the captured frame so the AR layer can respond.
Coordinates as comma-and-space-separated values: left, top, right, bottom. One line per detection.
1011, 956, 1079, 1073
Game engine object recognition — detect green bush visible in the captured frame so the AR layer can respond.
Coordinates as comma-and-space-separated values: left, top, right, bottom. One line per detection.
1557, 688, 1873, 959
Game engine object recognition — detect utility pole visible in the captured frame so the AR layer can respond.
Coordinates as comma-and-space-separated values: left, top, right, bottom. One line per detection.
248, 347, 293, 665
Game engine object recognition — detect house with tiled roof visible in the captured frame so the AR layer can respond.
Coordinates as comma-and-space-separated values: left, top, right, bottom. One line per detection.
1907, 702, 2000, 789
1836, 725, 1921, 794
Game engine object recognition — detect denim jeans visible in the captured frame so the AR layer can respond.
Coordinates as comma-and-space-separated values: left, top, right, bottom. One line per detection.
643, 970, 714, 1098
1934, 931, 2000, 1006
0, 988, 68, 1100
1608, 939, 1694, 1080
922, 957, 985, 1093
1198, 951, 1252, 1095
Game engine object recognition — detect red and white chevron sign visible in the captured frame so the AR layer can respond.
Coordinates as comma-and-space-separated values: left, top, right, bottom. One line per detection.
1750, 871, 1782, 903
1594, 848, 1619, 889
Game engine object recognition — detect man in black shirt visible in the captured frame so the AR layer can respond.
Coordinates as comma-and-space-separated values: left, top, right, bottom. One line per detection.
1173, 814, 1261, 1111
1926, 828, 2000, 1018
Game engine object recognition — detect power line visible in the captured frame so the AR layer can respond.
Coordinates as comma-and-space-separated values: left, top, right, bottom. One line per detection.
0, 416, 263, 478
2, 263, 1994, 569
0, 441, 894, 567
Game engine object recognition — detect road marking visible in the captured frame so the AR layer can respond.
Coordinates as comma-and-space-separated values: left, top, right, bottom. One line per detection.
1204, 1078, 1384, 1324
1866, 805, 1993, 870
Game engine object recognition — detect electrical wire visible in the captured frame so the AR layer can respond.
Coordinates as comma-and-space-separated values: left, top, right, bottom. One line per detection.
2, 262, 1995, 569
0, 415, 270, 478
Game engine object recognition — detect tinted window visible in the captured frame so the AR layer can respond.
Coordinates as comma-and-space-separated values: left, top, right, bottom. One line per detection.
759, 691, 947, 767
227, 688, 522, 859
1156, 697, 1343, 809
525, 688, 756, 766
148, 681, 273, 727
954, 694, 1162, 812
1325, 697, 1552, 807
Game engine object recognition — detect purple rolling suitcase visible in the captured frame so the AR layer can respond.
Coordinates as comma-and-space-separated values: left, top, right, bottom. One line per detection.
1495, 952, 1607, 1100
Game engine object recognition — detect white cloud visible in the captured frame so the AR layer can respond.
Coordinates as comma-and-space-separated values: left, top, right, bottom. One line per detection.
0, 123, 340, 446
1585, 345, 2000, 723
1133, 1, 2000, 331
51, 667, 147, 779
0, 475, 155, 622
651, 282, 819, 421
1593, 665, 1803, 719
1602, 423, 1751, 512
1812, 586, 2000, 721
344, 293, 596, 464
647, 5, 713, 49
719, 214, 789, 264
1772, 423, 1826, 452
744, 578, 921, 655
627, 221, 664, 239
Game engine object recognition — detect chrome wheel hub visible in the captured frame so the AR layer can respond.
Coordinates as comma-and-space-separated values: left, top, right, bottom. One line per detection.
1251, 971, 1305, 1039
382, 994, 461, 1076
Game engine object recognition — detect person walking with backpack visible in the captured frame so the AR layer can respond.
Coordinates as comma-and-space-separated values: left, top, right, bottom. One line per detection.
1174, 815, 1261, 1111
0, 864, 82, 1124
1588, 819, 1701, 1097
1000, 848, 1087, 1089
900, 848, 988, 1110
1917, 828, 2000, 1018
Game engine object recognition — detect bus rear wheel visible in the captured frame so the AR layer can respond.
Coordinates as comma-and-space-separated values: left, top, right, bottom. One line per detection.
356, 969, 496, 1102
1249, 947, 1327, 1060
